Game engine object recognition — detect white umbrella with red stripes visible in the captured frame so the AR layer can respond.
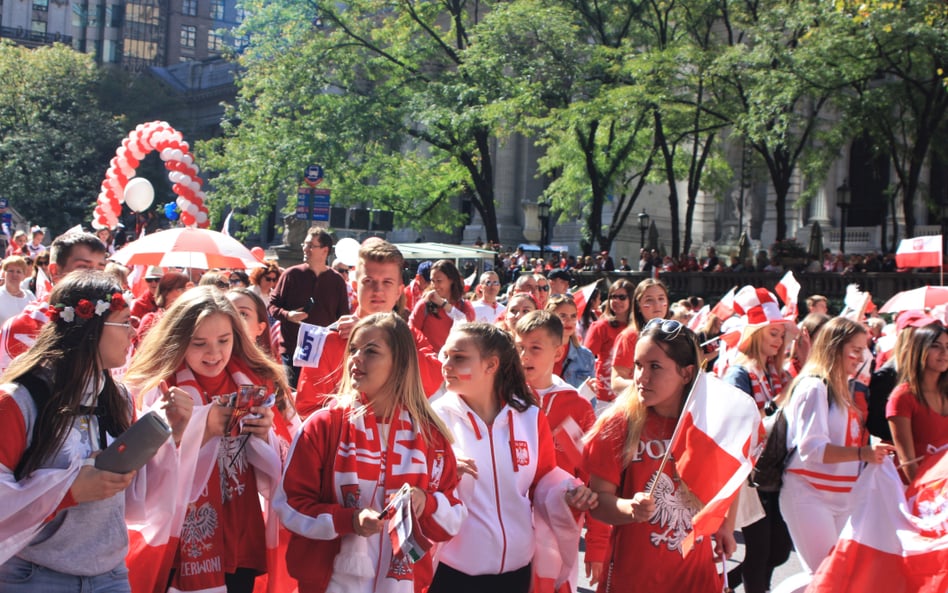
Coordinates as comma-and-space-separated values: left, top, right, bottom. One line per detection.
878, 285, 948, 314
111, 227, 265, 270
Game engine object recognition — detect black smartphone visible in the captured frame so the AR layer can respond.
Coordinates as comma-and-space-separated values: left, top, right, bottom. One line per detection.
302, 297, 315, 312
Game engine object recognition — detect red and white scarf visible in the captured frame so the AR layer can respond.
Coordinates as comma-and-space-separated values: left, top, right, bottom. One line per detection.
330, 399, 438, 592
745, 363, 787, 409
128, 359, 287, 593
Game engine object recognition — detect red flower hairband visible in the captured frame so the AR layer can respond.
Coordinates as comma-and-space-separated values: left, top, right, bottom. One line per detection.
48, 292, 127, 323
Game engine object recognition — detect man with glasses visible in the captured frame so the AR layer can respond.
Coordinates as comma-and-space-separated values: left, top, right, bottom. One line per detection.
268, 227, 349, 387
472, 271, 506, 323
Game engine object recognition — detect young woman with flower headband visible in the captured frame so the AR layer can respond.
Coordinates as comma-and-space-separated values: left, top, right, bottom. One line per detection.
124, 286, 294, 593
0, 271, 191, 592
583, 318, 735, 593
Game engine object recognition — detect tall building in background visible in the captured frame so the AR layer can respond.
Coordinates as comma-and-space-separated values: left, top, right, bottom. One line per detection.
0, 0, 242, 68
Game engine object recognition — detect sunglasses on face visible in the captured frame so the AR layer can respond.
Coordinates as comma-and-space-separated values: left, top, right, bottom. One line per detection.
537, 285, 550, 292
264, 275, 278, 282
644, 317, 685, 339
146, 278, 160, 284
609, 294, 629, 301
482, 281, 501, 286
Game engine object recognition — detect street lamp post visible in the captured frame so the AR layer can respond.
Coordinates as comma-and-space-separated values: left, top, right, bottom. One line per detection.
638, 209, 650, 249
837, 180, 851, 255
537, 199, 551, 262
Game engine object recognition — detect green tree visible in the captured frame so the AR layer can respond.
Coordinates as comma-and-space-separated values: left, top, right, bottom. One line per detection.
708, 0, 852, 242
200, 0, 504, 241
0, 42, 122, 233
831, 0, 948, 242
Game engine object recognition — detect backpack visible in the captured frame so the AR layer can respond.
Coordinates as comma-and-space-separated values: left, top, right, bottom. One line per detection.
749, 375, 828, 492
748, 407, 795, 492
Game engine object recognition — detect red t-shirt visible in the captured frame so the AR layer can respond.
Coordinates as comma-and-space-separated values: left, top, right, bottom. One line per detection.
583, 319, 626, 402
886, 382, 948, 458
611, 326, 639, 371
584, 411, 722, 593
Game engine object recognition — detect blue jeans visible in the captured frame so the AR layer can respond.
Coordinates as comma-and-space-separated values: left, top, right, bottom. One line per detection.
0, 556, 130, 593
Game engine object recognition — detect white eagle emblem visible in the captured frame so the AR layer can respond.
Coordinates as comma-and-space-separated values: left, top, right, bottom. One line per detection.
645, 471, 697, 553
181, 502, 219, 559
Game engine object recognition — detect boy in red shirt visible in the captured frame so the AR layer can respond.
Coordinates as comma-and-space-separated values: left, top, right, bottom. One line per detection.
513, 310, 609, 588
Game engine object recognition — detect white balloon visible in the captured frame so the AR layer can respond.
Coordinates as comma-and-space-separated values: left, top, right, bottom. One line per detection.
171, 149, 184, 162
181, 154, 193, 166
335, 238, 361, 268
160, 148, 174, 161
124, 177, 155, 212
196, 211, 208, 224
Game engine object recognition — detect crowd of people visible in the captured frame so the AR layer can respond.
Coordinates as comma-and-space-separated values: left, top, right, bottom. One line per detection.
0, 225, 942, 593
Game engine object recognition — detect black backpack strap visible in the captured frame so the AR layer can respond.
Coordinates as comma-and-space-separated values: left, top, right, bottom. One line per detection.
13, 372, 54, 481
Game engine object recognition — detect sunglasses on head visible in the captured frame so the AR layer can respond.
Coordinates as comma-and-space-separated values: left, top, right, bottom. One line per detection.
644, 318, 684, 339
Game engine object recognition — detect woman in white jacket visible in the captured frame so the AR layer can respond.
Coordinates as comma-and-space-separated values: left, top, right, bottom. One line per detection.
431, 322, 597, 593
780, 317, 894, 573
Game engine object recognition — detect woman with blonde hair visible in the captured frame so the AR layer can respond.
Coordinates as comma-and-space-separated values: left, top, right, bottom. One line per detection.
124, 286, 293, 592
610, 278, 671, 396
276, 313, 465, 592
780, 317, 895, 575
720, 287, 795, 593
546, 294, 595, 388
886, 321, 948, 481
584, 319, 735, 592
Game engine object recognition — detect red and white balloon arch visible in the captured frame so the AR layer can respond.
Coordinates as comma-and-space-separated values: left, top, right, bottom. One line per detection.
94, 121, 209, 229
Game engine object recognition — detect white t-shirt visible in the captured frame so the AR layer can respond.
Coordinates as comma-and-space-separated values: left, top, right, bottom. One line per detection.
0, 284, 36, 326
471, 299, 506, 324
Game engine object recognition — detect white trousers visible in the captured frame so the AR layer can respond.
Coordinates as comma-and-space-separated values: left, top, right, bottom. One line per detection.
777, 472, 852, 574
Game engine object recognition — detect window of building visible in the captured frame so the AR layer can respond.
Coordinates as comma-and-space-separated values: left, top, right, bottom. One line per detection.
126, 3, 158, 26
208, 31, 224, 51
235, 7, 245, 22
210, 0, 225, 20
31, 20, 47, 34
182, 0, 198, 17
33, 0, 49, 12
180, 25, 196, 48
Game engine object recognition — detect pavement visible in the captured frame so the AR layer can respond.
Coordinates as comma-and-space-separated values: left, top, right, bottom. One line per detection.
576, 531, 807, 593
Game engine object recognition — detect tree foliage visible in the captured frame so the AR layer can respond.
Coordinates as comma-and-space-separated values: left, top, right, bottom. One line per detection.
0, 42, 122, 234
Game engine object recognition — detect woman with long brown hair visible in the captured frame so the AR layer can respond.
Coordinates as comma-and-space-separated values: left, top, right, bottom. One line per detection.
583, 279, 634, 411
609, 278, 671, 398
408, 259, 475, 351
0, 271, 189, 592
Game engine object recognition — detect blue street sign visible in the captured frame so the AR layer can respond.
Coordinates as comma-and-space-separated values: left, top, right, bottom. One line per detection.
312, 189, 331, 222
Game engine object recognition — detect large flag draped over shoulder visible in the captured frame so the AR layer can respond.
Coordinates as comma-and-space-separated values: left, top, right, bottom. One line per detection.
897, 235, 943, 269
807, 453, 948, 593
669, 372, 762, 555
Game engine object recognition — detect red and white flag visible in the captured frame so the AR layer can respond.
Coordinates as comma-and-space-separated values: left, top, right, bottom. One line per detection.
464, 270, 477, 291
839, 283, 872, 322
807, 453, 948, 593
711, 286, 737, 321
896, 235, 943, 269
668, 372, 762, 555
33, 266, 52, 302
774, 271, 800, 321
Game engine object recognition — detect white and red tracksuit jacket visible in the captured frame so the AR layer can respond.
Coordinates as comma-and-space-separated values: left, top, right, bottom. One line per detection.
432, 391, 570, 576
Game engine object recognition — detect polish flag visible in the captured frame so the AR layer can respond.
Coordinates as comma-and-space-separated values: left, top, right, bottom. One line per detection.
668, 372, 762, 555
896, 235, 943, 269
687, 304, 711, 331
839, 284, 872, 322
551, 415, 585, 471
464, 270, 478, 291
806, 453, 948, 593
711, 286, 737, 321
774, 271, 800, 321
33, 266, 52, 302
